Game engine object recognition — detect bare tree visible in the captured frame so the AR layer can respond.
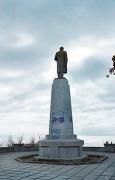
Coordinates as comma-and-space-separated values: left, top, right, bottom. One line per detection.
30, 134, 36, 145
38, 134, 41, 141
38, 134, 45, 140
7, 135, 14, 147
0, 143, 3, 147
17, 135, 24, 144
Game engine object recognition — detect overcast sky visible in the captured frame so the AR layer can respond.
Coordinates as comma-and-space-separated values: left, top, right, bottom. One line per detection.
0, 0, 115, 146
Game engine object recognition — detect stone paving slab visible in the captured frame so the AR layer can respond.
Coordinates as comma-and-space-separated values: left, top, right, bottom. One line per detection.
0, 152, 115, 180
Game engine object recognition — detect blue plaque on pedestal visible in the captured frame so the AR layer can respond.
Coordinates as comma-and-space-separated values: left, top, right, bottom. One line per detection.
52, 112, 64, 123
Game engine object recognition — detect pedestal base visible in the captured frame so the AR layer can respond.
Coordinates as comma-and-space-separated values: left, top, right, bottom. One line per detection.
39, 139, 84, 160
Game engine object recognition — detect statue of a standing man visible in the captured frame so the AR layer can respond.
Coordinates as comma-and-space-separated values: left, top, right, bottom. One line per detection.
54, 47, 68, 78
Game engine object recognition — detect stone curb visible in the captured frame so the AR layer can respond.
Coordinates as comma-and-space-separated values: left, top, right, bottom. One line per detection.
15, 154, 108, 165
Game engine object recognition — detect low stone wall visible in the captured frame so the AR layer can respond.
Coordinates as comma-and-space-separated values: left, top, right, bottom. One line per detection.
0, 147, 14, 153
0, 144, 39, 153
13, 144, 39, 152
83, 147, 105, 152
0, 145, 114, 154
104, 145, 115, 153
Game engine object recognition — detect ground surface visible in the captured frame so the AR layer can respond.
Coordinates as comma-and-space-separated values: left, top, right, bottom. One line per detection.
0, 151, 115, 180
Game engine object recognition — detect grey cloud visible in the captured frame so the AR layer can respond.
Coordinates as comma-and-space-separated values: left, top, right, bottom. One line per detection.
0, 40, 50, 70
98, 93, 115, 104
71, 56, 108, 82
0, 0, 115, 71
96, 78, 115, 104
80, 127, 115, 136
0, 80, 50, 110
1, 0, 115, 44
0, 0, 115, 145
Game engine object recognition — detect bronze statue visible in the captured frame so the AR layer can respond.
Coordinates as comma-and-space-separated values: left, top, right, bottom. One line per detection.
54, 47, 68, 78
106, 55, 115, 78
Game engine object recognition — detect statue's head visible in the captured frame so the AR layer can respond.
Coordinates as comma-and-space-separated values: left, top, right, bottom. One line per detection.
60, 47, 64, 51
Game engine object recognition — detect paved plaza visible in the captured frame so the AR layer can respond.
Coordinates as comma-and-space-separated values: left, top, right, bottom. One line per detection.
0, 151, 115, 180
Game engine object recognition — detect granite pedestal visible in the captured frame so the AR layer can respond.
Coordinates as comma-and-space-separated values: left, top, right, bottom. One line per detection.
39, 78, 84, 159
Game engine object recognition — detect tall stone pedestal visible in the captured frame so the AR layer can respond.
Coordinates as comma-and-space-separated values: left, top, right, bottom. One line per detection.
39, 78, 84, 159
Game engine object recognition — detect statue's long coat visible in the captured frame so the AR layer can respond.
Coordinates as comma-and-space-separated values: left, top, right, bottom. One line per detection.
54, 50, 68, 74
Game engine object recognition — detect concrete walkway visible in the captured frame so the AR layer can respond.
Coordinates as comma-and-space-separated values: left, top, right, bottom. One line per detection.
0, 152, 115, 180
